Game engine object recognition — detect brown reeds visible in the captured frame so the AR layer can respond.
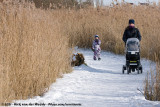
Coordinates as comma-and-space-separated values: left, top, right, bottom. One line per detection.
144, 54, 160, 101
144, 63, 160, 101
56, 4, 160, 60
1, 0, 160, 103
0, 3, 71, 103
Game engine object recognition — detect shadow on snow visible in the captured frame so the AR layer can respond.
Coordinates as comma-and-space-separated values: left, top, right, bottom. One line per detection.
74, 65, 122, 74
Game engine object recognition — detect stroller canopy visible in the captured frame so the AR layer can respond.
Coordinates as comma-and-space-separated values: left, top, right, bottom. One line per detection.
126, 38, 140, 51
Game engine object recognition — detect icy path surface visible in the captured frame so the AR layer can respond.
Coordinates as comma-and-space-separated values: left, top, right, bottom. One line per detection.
14, 49, 160, 107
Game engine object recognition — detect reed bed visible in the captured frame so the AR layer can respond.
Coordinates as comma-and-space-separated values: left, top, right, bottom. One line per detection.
0, 3, 71, 103
1, 1, 160, 102
144, 62, 160, 101
56, 4, 160, 60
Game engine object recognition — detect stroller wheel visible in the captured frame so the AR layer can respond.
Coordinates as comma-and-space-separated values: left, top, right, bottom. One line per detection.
127, 67, 131, 74
122, 65, 126, 74
132, 69, 135, 72
122, 68, 124, 74
140, 66, 143, 74
137, 69, 139, 74
138, 65, 143, 74
122, 66, 124, 74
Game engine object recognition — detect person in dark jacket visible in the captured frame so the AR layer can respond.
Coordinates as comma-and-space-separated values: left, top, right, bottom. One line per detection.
122, 19, 142, 43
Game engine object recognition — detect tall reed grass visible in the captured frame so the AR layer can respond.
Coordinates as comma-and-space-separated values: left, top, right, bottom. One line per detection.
1, 0, 160, 102
53, 4, 160, 61
144, 62, 160, 101
0, 3, 71, 103
144, 53, 160, 101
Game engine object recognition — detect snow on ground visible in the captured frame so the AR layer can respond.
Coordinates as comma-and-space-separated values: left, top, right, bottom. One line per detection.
12, 49, 160, 107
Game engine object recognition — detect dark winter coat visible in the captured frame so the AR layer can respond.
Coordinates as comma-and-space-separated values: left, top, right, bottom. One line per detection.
122, 26, 142, 43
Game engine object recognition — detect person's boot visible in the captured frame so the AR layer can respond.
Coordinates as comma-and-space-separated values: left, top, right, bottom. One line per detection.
93, 56, 97, 60
98, 58, 101, 60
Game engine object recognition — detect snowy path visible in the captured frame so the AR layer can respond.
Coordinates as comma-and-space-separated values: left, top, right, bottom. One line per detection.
13, 49, 160, 107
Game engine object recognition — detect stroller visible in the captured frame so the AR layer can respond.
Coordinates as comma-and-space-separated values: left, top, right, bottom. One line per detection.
122, 38, 143, 74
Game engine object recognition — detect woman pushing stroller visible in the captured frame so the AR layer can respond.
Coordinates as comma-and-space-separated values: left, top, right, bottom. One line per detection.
123, 19, 142, 43
122, 19, 143, 74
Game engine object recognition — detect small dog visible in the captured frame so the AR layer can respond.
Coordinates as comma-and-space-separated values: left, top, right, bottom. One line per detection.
71, 53, 85, 66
